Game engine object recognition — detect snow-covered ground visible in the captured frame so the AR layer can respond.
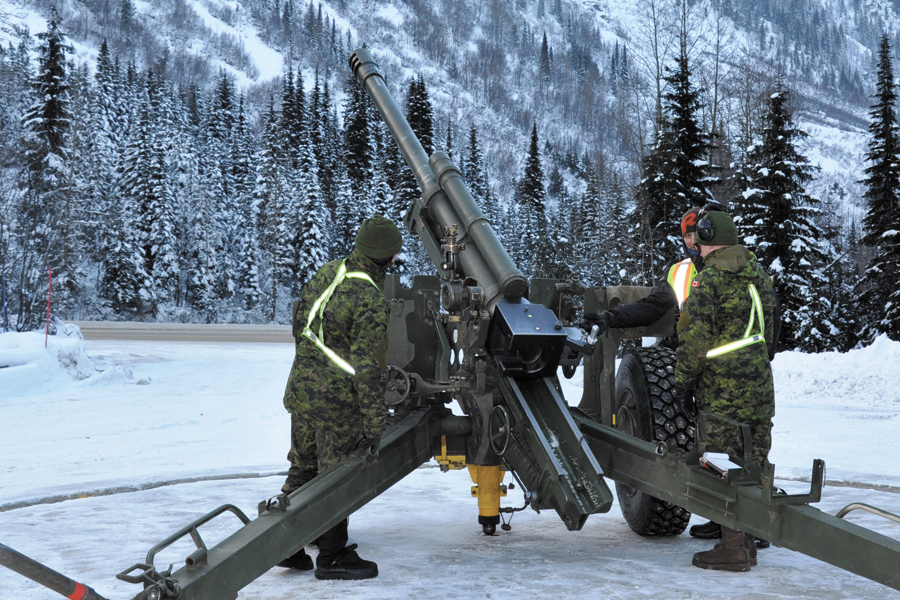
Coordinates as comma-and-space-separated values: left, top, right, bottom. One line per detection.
1, 328, 899, 599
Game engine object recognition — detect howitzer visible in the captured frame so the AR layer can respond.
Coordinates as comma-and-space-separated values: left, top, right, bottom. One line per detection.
4, 49, 900, 600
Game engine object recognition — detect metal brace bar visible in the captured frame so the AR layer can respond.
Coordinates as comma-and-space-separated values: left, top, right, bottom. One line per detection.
837, 503, 900, 527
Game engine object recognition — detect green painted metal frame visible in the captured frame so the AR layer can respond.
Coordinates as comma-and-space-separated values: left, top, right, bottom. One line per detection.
573, 411, 900, 592
124, 407, 438, 600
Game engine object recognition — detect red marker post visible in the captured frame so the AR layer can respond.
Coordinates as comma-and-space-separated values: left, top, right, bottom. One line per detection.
45, 267, 53, 348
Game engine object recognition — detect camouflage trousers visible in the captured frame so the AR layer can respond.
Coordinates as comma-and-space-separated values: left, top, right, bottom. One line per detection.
282, 408, 366, 494
701, 408, 773, 467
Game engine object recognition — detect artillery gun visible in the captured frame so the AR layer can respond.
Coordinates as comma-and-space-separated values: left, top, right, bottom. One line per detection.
2, 49, 900, 600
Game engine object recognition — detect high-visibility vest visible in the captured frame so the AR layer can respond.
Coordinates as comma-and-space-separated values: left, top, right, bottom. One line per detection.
666, 258, 697, 310
706, 284, 765, 358
301, 259, 381, 376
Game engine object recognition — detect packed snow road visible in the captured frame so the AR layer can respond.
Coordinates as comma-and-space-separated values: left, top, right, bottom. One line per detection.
1, 330, 899, 599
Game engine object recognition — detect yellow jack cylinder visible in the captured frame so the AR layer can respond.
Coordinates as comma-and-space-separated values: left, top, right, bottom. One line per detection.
468, 464, 506, 534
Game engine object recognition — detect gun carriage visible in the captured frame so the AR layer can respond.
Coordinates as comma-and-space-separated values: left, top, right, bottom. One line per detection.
2, 49, 900, 600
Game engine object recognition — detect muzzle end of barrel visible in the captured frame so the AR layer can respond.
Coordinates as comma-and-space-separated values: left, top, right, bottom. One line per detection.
349, 48, 381, 84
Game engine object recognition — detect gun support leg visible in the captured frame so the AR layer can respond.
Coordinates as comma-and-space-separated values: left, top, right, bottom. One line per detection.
574, 412, 900, 592
468, 465, 505, 534
0, 542, 107, 600
123, 408, 438, 600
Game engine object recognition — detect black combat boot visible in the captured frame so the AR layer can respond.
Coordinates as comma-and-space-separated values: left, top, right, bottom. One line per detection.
755, 537, 771, 549
689, 520, 722, 539
314, 519, 378, 580
692, 526, 752, 572
314, 543, 378, 580
277, 548, 313, 571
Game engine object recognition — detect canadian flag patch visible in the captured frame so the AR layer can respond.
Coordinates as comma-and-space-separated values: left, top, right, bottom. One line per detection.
691, 281, 700, 287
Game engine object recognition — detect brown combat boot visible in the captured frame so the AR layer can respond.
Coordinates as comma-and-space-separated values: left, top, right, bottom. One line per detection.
692, 526, 752, 572
743, 532, 757, 566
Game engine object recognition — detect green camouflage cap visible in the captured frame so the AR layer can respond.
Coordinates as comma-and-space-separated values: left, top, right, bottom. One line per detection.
355, 215, 403, 260
697, 210, 738, 246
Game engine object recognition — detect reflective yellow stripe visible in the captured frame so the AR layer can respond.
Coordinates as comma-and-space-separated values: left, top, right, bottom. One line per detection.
303, 259, 380, 374
303, 327, 357, 374
706, 284, 766, 358
707, 334, 765, 358
667, 259, 696, 309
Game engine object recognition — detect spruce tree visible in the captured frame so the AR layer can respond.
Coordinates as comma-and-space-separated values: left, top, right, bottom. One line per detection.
539, 32, 552, 88
100, 199, 148, 317
392, 75, 435, 277
577, 158, 630, 286
84, 39, 123, 263
293, 120, 330, 294
16, 8, 78, 328
735, 84, 831, 350
857, 34, 900, 342
340, 73, 373, 250
254, 101, 291, 321
634, 39, 712, 284
516, 123, 551, 276
462, 125, 497, 226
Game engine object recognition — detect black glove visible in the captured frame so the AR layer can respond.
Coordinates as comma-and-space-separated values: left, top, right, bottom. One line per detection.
583, 312, 612, 336
673, 387, 696, 417
356, 435, 381, 456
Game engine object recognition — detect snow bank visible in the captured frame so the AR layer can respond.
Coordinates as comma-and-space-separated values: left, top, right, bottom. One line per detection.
773, 334, 900, 409
0, 325, 98, 397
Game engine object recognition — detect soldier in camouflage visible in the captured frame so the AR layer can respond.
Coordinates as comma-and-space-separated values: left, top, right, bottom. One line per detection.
675, 210, 776, 572
277, 215, 402, 581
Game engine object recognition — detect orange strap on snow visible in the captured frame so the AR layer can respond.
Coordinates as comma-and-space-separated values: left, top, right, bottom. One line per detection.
68, 582, 86, 600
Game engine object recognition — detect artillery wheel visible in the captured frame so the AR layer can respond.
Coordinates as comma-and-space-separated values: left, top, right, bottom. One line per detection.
614, 346, 694, 536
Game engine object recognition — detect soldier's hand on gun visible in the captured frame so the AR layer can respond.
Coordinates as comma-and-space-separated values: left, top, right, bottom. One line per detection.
583, 312, 612, 336
673, 387, 695, 417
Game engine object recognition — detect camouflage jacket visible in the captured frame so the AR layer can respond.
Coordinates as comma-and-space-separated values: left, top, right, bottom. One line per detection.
283, 249, 390, 437
675, 245, 776, 415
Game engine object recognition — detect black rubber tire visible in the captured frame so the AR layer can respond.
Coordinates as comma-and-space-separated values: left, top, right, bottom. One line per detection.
614, 346, 694, 536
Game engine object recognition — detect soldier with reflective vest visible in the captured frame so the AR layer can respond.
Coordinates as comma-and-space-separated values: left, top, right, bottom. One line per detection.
673, 210, 777, 572
278, 215, 402, 580
584, 206, 705, 336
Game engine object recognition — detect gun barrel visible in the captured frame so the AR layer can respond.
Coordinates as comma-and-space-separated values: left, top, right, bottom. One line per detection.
349, 49, 527, 304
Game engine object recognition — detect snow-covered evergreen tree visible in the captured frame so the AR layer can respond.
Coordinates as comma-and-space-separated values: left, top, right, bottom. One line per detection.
339, 73, 373, 252
516, 123, 550, 276
634, 39, 712, 285
254, 100, 291, 321
119, 76, 178, 315
83, 39, 124, 264
734, 84, 831, 351
856, 34, 900, 343
293, 116, 331, 294
15, 8, 78, 328
100, 197, 149, 317
576, 158, 630, 286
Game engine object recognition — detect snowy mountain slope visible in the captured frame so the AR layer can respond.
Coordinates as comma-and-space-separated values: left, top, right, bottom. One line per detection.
1, 0, 888, 191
